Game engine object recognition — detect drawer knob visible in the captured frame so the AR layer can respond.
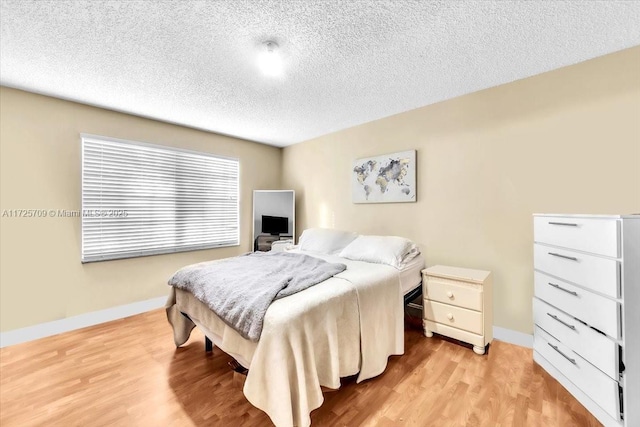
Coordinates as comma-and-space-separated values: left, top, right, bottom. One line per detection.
447, 313, 454, 320
446, 291, 454, 298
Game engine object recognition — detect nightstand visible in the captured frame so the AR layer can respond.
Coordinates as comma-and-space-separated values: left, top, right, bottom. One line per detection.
254, 235, 294, 252
422, 265, 493, 355
255, 235, 280, 251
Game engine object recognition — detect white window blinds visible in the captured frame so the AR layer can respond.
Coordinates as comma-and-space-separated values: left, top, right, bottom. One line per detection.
81, 135, 239, 263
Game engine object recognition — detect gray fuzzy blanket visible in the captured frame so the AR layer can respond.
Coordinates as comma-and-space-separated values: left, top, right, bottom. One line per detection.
168, 252, 346, 341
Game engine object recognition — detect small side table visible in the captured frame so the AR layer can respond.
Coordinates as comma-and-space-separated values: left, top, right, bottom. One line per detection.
255, 235, 279, 251
254, 235, 294, 252
422, 265, 493, 355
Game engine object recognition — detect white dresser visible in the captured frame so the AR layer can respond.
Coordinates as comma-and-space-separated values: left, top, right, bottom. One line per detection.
422, 265, 493, 355
533, 214, 640, 427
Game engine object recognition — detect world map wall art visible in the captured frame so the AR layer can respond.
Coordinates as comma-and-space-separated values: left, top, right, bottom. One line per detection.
352, 150, 416, 203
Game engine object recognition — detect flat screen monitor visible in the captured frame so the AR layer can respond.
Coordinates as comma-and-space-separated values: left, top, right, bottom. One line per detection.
262, 215, 288, 235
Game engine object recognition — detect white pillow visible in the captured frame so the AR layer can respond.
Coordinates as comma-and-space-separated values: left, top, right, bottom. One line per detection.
338, 235, 420, 269
298, 228, 358, 255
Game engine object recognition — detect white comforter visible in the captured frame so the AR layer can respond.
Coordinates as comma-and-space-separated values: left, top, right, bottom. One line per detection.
165, 251, 404, 427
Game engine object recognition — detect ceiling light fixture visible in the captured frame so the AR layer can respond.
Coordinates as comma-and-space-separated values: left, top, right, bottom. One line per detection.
257, 41, 283, 77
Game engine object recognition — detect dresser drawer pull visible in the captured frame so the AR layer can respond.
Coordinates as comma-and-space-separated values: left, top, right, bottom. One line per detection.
546, 312, 576, 330
446, 291, 454, 298
548, 221, 578, 227
548, 343, 577, 365
548, 252, 578, 261
548, 282, 579, 296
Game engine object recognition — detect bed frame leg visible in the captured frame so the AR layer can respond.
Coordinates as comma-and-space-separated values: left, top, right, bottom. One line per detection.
205, 336, 213, 352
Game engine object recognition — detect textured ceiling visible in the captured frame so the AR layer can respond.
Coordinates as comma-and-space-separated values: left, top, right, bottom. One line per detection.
1, 1, 639, 147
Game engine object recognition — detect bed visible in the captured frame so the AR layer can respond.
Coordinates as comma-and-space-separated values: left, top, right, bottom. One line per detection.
166, 229, 424, 427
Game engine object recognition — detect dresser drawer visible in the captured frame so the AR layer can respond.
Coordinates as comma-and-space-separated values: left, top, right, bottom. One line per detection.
533, 298, 618, 379
534, 216, 619, 257
534, 271, 619, 339
423, 300, 483, 335
424, 277, 483, 311
534, 327, 621, 421
534, 244, 619, 298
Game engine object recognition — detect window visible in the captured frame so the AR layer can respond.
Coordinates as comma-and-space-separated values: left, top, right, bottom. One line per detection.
81, 134, 239, 262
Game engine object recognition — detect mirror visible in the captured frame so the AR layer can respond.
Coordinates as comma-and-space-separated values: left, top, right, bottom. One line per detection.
252, 190, 295, 251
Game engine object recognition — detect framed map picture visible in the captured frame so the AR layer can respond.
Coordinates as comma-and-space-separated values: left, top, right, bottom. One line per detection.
352, 150, 416, 203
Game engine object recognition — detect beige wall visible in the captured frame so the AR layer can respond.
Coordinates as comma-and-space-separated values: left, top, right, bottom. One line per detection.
0, 87, 282, 331
282, 47, 640, 334
2, 47, 638, 335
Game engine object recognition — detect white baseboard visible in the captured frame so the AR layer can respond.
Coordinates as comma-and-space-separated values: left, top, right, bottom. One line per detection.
1, 298, 533, 350
0, 296, 167, 348
493, 326, 533, 348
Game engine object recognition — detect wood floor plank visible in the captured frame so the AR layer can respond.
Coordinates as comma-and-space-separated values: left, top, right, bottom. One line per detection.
0, 309, 601, 426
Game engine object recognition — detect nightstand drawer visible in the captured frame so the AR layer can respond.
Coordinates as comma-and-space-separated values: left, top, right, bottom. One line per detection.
423, 320, 484, 347
533, 297, 618, 379
534, 271, 619, 339
424, 277, 483, 311
534, 216, 619, 258
534, 244, 619, 298
423, 300, 482, 335
534, 326, 620, 421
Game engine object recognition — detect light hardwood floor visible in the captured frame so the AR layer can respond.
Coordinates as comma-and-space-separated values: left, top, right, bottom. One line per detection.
0, 310, 601, 426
